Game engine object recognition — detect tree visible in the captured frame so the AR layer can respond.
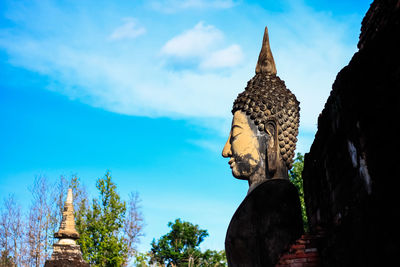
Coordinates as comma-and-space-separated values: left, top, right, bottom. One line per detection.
68, 174, 90, 256
26, 175, 53, 267
289, 153, 309, 232
49, 175, 69, 251
123, 192, 145, 259
150, 219, 226, 267
0, 249, 16, 267
68, 175, 89, 218
0, 195, 24, 267
0, 172, 143, 266
133, 252, 151, 266
200, 250, 226, 266
77, 171, 128, 266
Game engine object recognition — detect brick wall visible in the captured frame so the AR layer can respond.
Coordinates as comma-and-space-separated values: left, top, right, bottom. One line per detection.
276, 234, 322, 267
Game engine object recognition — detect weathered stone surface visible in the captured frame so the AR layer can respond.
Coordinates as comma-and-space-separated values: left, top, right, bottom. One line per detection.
45, 244, 89, 267
44, 260, 89, 267
226, 179, 303, 267
231, 72, 300, 172
222, 26, 300, 191
222, 26, 303, 267
255, 26, 277, 75
54, 189, 79, 240
45, 189, 89, 267
302, 0, 400, 266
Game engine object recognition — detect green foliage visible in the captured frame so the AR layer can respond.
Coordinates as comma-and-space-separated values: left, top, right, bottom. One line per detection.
76, 171, 128, 267
1, 172, 143, 267
150, 219, 227, 266
133, 252, 151, 266
289, 153, 309, 232
69, 175, 89, 215
200, 250, 226, 266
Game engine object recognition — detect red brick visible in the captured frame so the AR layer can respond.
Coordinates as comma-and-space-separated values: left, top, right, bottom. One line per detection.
291, 244, 306, 250
293, 253, 310, 258
280, 253, 298, 259
293, 258, 308, 263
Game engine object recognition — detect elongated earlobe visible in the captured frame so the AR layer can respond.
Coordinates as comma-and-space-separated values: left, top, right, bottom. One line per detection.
265, 121, 277, 177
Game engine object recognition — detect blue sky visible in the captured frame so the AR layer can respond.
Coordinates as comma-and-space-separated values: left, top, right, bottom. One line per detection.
0, 0, 371, 253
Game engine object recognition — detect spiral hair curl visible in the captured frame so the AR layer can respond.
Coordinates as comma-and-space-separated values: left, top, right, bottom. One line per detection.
232, 73, 300, 169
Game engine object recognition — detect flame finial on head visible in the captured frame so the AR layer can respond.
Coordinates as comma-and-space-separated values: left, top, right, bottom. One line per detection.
255, 26, 277, 75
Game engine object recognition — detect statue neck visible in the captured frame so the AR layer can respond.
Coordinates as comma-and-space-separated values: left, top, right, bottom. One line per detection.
247, 154, 288, 194
270, 160, 289, 179
247, 164, 267, 193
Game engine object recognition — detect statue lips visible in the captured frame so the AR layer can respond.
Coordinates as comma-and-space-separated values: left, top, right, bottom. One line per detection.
229, 153, 258, 180
228, 158, 235, 169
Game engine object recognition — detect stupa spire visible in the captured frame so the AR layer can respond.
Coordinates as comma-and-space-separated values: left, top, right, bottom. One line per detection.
45, 188, 89, 267
54, 188, 79, 243
255, 26, 277, 75
66, 188, 73, 204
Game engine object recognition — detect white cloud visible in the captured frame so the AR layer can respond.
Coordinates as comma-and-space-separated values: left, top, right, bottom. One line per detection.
109, 18, 146, 41
0, 1, 360, 137
161, 22, 223, 58
150, 0, 236, 13
200, 44, 243, 69
187, 139, 222, 153
161, 22, 243, 70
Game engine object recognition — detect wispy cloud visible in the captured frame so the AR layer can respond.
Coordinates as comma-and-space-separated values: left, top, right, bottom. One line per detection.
150, 0, 237, 13
161, 22, 243, 70
187, 138, 224, 153
161, 22, 223, 58
109, 18, 146, 41
0, 1, 359, 137
200, 44, 243, 69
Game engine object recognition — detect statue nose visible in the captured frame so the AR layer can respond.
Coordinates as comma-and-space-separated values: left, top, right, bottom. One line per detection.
222, 137, 232, 158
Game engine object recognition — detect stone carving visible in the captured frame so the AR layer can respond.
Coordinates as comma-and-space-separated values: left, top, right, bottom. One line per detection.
222, 26, 300, 191
44, 189, 89, 267
223, 27, 303, 266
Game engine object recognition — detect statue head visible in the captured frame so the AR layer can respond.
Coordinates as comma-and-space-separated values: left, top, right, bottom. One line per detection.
222, 27, 300, 190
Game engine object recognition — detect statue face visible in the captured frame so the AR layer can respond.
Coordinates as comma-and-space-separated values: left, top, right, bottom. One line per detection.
222, 111, 261, 180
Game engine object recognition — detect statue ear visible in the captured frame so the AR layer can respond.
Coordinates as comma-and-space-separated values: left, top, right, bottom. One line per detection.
265, 121, 277, 176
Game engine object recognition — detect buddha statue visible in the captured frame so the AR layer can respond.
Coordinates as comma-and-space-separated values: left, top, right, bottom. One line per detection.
222, 26, 300, 192
223, 27, 303, 267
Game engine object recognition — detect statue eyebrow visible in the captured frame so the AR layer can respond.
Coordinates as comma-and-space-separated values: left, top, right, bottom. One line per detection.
231, 124, 243, 130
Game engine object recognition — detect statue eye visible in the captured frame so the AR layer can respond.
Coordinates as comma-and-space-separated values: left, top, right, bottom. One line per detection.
231, 128, 242, 141
232, 133, 242, 141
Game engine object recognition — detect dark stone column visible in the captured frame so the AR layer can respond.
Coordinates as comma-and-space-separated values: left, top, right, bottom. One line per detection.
302, 0, 400, 266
